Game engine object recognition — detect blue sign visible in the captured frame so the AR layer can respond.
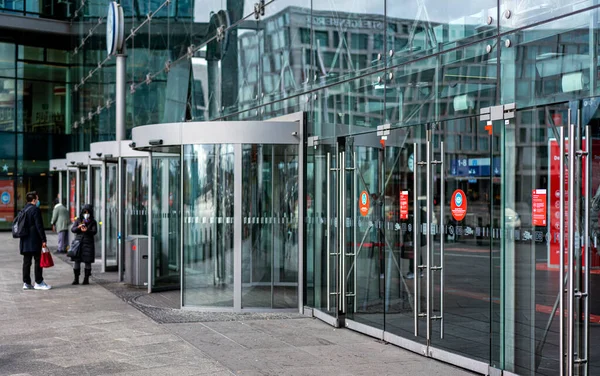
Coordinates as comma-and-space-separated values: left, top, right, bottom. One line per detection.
450, 158, 469, 176
455, 192, 463, 207
1, 191, 9, 204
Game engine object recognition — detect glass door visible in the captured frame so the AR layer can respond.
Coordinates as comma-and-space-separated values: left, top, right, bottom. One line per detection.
344, 133, 395, 331
426, 118, 496, 363
104, 161, 118, 272
384, 117, 494, 368
307, 140, 340, 322
91, 166, 102, 263
151, 152, 181, 291
496, 99, 600, 375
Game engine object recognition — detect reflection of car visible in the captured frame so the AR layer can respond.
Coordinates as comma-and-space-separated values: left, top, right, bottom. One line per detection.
505, 208, 521, 228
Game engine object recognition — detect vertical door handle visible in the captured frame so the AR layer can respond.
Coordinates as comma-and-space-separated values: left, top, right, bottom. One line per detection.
426, 130, 432, 342
568, 120, 575, 376
440, 141, 445, 339
413, 142, 419, 336
559, 125, 565, 376
583, 124, 591, 374
326, 152, 331, 312
340, 151, 346, 314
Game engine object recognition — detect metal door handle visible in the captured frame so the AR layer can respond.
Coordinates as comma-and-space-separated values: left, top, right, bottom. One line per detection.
568, 120, 575, 376
326, 152, 331, 312
583, 124, 591, 373
559, 125, 565, 376
440, 141, 445, 339
413, 142, 419, 336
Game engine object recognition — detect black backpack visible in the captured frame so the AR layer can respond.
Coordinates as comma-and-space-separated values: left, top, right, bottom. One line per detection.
12, 206, 32, 239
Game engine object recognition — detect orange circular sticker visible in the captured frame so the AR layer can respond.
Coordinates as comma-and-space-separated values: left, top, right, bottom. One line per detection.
359, 191, 370, 217
451, 189, 467, 221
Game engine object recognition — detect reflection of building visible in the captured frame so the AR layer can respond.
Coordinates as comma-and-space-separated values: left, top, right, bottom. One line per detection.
3, 1, 600, 375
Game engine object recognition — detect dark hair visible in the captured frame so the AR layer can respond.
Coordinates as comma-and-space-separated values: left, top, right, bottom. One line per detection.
62, 199, 67, 206
53, 198, 60, 206
26, 191, 38, 203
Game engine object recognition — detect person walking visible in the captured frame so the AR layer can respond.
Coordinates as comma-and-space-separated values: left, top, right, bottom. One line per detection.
20, 191, 51, 290
70, 204, 97, 285
51, 198, 70, 254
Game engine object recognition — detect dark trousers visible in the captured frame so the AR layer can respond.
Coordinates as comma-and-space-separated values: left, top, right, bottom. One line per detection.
23, 251, 43, 285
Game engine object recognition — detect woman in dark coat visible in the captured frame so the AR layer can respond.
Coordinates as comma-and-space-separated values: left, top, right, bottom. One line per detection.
70, 204, 97, 285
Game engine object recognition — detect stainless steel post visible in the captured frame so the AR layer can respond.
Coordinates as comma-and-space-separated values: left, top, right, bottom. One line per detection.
583, 124, 591, 375
147, 152, 153, 294
116, 53, 127, 142
341, 151, 346, 314
353, 151, 357, 312
413, 142, 419, 336
326, 152, 331, 312
559, 125, 565, 376
426, 127, 432, 343
101, 162, 106, 273
440, 141, 445, 339
568, 121, 575, 376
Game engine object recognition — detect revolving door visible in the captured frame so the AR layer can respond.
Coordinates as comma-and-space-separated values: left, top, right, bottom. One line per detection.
132, 114, 305, 311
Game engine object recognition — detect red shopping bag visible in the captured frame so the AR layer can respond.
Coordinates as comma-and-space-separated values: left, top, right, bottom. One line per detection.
40, 249, 54, 268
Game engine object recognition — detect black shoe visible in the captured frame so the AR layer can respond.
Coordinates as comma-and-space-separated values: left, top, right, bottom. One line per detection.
72, 269, 80, 285
82, 269, 91, 285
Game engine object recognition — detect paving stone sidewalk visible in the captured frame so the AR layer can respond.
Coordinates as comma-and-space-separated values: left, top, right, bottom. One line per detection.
0, 232, 476, 376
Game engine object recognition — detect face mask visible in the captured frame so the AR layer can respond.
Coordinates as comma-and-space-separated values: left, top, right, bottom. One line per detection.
35, 200, 41, 208
84, 213, 90, 220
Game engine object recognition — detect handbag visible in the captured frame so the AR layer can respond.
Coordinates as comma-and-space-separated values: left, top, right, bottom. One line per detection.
40, 249, 54, 268
67, 238, 81, 258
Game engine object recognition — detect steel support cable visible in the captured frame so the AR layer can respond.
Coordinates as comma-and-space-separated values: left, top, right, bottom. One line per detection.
73, 0, 274, 128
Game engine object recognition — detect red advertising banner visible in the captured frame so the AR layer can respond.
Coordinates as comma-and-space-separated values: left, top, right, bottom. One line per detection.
532, 189, 547, 226
548, 138, 600, 268
0, 180, 14, 223
400, 191, 409, 220
70, 177, 76, 220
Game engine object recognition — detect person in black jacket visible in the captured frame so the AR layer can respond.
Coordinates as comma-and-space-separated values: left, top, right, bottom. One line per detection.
70, 204, 98, 285
20, 191, 51, 290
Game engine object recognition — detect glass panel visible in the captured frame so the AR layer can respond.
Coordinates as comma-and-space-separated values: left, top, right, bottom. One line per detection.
428, 118, 495, 362
17, 79, 68, 134
500, 0, 595, 32
0, 178, 15, 230
346, 134, 386, 330
500, 102, 600, 375
305, 141, 338, 316
68, 169, 76, 220
242, 144, 273, 308
310, 0, 385, 87
0, 78, 16, 132
123, 158, 149, 238
151, 153, 181, 290
79, 169, 87, 209
383, 126, 428, 342
92, 166, 102, 261
183, 144, 234, 307
105, 163, 118, 268
501, 8, 600, 107
241, 144, 299, 308
258, 0, 313, 104
272, 144, 299, 308
387, 0, 497, 65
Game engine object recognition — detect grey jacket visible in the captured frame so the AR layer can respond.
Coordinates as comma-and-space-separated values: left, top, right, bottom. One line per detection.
51, 203, 71, 232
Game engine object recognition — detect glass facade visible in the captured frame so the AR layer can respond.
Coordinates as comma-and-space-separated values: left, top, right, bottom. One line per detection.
4, 0, 600, 374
